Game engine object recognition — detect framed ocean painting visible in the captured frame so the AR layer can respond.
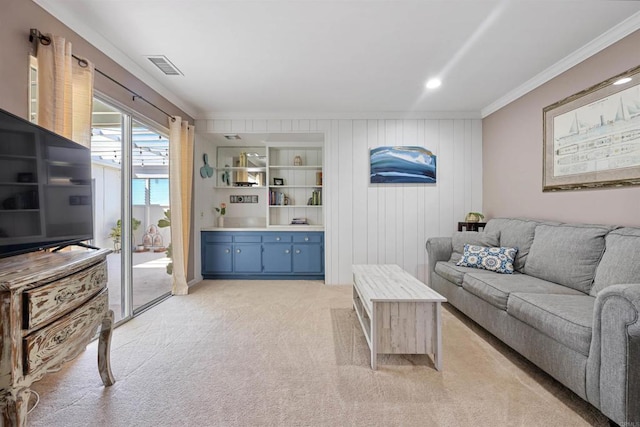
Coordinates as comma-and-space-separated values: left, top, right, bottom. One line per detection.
370, 146, 437, 184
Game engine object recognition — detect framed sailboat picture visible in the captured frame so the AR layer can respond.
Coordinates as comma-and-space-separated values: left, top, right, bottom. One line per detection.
543, 65, 640, 191
370, 146, 436, 184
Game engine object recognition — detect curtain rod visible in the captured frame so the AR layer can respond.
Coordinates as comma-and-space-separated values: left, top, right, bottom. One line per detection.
30, 28, 176, 122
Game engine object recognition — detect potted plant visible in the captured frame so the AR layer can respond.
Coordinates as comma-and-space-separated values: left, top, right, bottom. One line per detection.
108, 217, 141, 252
157, 209, 173, 275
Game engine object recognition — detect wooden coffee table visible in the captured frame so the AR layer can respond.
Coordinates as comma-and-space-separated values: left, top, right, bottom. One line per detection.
352, 264, 447, 370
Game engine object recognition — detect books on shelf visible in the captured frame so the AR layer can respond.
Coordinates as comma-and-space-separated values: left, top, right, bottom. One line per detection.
308, 189, 322, 206
269, 190, 287, 205
291, 217, 308, 225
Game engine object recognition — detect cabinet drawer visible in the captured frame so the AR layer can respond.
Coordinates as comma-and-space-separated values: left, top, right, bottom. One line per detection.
203, 233, 232, 243
263, 234, 292, 243
293, 233, 322, 243
24, 261, 107, 331
234, 235, 262, 243
23, 289, 108, 377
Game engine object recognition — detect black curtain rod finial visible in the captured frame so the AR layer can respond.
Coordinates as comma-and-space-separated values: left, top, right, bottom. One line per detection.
29, 28, 50, 56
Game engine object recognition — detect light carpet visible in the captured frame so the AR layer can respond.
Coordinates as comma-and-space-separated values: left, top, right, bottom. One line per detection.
30, 280, 608, 426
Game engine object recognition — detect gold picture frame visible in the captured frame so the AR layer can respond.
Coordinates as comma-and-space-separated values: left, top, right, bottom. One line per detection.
543, 64, 640, 191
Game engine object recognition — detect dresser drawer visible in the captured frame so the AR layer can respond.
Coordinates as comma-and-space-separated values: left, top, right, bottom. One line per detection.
24, 260, 108, 331
23, 289, 108, 377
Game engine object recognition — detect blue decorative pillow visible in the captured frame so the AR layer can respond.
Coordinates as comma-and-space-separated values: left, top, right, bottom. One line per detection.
456, 244, 518, 274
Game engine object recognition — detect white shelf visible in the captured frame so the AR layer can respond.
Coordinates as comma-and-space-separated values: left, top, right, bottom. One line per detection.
214, 185, 264, 189
269, 205, 322, 208
213, 167, 266, 172
269, 165, 322, 169
269, 185, 322, 189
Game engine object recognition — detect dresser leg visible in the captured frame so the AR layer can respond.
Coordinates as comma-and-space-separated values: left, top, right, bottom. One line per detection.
98, 309, 115, 386
1, 388, 31, 427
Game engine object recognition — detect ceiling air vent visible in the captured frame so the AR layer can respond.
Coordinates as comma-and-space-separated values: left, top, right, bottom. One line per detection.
145, 55, 183, 76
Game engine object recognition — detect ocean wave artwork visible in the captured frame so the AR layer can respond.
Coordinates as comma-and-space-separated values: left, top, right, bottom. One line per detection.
370, 146, 437, 184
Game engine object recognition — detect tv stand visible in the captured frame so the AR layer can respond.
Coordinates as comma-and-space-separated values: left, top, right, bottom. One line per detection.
0, 248, 115, 426
52, 241, 100, 252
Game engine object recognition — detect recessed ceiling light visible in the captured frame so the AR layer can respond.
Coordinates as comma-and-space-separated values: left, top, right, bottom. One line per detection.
613, 77, 632, 85
425, 78, 442, 89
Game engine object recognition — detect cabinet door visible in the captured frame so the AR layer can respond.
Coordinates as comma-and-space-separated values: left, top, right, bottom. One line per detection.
263, 244, 292, 273
202, 243, 233, 274
233, 244, 262, 273
292, 244, 323, 274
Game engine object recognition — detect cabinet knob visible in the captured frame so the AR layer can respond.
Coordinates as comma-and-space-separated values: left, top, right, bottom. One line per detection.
304, 237, 309, 241
224, 249, 230, 254
236, 249, 241, 253
276, 237, 281, 241
295, 249, 301, 254
285, 249, 290, 254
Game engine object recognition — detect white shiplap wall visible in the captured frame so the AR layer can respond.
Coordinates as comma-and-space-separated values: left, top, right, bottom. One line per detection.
194, 118, 482, 285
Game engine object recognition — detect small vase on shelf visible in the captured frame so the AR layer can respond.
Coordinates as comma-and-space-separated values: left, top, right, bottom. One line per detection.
217, 216, 224, 228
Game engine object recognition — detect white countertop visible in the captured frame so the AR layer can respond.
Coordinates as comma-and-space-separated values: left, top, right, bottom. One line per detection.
201, 226, 324, 232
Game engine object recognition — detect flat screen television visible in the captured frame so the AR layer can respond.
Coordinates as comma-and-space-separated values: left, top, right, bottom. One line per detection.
0, 108, 93, 258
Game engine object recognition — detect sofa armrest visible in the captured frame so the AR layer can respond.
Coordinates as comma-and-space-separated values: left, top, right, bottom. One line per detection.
425, 237, 452, 287
586, 284, 640, 426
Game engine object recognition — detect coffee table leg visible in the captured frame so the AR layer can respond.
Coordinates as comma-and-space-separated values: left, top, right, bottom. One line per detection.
371, 303, 377, 370
434, 302, 442, 371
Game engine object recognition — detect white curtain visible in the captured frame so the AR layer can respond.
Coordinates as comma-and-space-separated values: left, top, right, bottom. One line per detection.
37, 34, 94, 147
168, 117, 194, 295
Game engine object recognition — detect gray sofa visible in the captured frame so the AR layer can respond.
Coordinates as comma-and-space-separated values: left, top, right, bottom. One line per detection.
426, 218, 640, 426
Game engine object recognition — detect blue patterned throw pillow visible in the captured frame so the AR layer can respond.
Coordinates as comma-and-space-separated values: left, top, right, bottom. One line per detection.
456, 244, 518, 274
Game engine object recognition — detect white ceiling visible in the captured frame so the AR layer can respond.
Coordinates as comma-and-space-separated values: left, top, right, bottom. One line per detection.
35, 0, 640, 119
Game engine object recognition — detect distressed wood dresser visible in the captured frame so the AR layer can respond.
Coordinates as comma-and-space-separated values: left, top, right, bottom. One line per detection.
0, 248, 115, 426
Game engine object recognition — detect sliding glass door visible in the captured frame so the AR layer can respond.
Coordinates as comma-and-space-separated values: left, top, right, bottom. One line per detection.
91, 97, 171, 322
131, 119, 171, 312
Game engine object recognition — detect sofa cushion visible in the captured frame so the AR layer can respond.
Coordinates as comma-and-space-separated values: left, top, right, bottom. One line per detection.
462, 272, 584, 310
591, 228, 640, 296
456, 244, 518, 274
449, 231, 500, 264
484, 218, 540, 272
434, 261, 494, 286
524, 223, 614, 294
507, 293, 594, 356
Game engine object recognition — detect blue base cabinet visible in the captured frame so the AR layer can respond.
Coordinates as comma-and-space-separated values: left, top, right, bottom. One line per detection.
201, 231, 324, 279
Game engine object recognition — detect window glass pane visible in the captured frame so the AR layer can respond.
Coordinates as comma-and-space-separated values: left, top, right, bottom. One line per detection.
149, 178, 169, 205
132, 179, 147, 205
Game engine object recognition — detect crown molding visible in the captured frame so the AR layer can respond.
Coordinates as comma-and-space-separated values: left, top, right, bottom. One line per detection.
199, 111, 482, 121
33, 0, 199, 119
481, 11, 640, 118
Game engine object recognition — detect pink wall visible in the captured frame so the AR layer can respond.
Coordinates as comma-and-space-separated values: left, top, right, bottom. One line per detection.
483, 29, 640, 227
0, 0, 193, 125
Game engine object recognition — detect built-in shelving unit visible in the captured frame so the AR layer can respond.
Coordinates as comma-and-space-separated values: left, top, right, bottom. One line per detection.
211, 144, 324, 228
213, 146, 267, 188
268, 146, 323, 226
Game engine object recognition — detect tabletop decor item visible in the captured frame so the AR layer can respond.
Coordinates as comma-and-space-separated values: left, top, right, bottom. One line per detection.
465, 212, 484, 222
215, 202, 226, 227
